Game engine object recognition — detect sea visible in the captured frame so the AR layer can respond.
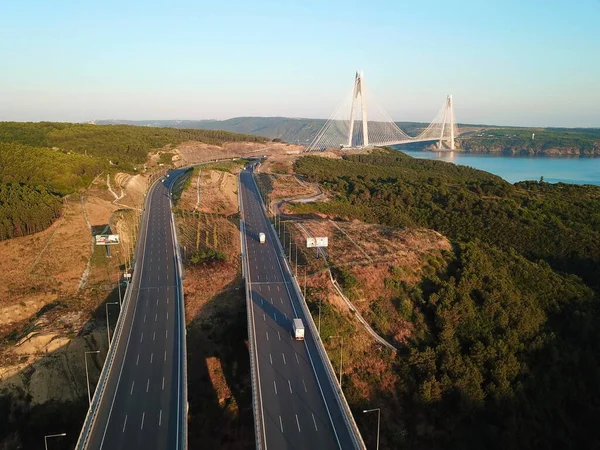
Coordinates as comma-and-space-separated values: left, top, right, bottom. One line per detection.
393, 147, 600, 186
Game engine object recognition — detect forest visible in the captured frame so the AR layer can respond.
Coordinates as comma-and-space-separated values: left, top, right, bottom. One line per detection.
294, 149, 600, 448
458, 127, 600, 155
0, 122, 266, 241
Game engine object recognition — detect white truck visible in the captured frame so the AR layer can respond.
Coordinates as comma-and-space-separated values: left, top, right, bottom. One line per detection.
293, 318, 305, 340
259, 232, 266, 244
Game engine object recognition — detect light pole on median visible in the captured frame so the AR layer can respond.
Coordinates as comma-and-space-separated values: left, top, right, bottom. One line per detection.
84, 350, 100, 405
329, 335, 343, 387
105, 301, 119, 346
363, 408, 381, 450
44, 432, 66, 450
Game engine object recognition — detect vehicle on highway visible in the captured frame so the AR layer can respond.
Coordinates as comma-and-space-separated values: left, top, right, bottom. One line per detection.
259, 232, 266, 244
293, 318, 305, 340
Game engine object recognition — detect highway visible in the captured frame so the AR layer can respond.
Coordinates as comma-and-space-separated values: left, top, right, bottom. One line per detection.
240, 168, 358, 449
82, 169, 187, 449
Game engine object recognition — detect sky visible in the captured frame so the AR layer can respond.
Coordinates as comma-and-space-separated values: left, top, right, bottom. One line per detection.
0, 0, 599, 127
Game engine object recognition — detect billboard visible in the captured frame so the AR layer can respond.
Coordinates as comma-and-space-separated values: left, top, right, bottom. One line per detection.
306, 237, 328, 248
95, 234, 120, 245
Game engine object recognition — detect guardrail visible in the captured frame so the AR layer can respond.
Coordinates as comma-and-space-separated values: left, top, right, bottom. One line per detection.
169, 174, 189, 450
238, 175, 266, 450
250, 169, 366, 450
75, 175, 157, 450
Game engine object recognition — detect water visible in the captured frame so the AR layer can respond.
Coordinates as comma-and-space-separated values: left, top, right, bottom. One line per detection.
394, 148, 600, 185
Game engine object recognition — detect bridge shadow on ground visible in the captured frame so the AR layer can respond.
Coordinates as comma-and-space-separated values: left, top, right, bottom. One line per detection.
186, 276, 254, 450
0, 282, 126, 450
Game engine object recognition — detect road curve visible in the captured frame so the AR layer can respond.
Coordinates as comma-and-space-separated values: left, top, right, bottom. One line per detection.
240, 168, 358, 449
82, 169, 187, 449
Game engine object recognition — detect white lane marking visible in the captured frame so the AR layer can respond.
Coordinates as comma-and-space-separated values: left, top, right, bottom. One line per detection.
140, 412, 145, 430
270, 298, 273, 304
153, 331, 156, 341
159, 409, 162, 426
266, 331, 269, 341
258, 285, 261, 292
269, 353, 272, 364
279, 415, 284, 433
130, 381, 135, 395
274, 312, 277, 321
162, 376, 165, 390
288, 380, 293, 393
282, 353, 286, 364
277, 285, 280, 291
166, 274, 168, 280
165, 329, 168, 339
150, 353, 153, 363
312, 413, 318, 431
295, 353, 299, 364
280, 298, 283, 304
273, 380, 278, 395
278, 331, 281, 340
136, 354, 140, 365
268, 285, 271, 292
157, 276, 160, 281
263, 313, 266, 322
155, 313, 158, 322
166, 312, 169, 321
164, 350, 167, 361
140, 333, 143, 343
143, 314, 146, 323
146, 379, 150, 392
122, 415, 128, 432
284, 312, 287, 320
157, 298, 159, 306
302, 379, 307, 392
296, 414, 301, 432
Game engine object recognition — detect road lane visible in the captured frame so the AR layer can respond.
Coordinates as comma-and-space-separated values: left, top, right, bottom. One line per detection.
84, 170, 186, 450
240, 168, 356, 449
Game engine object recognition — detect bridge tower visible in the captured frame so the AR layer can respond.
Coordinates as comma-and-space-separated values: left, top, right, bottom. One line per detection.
438, 94, 455, 150
347, 72, 369, 148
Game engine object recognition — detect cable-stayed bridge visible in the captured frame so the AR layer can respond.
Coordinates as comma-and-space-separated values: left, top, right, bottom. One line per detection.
307, 72, 457, 152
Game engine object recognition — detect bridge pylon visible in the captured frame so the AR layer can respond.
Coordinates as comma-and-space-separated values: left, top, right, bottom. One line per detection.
347, 72, 369, 148
438, 94, 455, 150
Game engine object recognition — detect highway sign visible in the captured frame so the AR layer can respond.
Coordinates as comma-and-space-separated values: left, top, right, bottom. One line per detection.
95, 234, 120, 245
306, 237, 328, 248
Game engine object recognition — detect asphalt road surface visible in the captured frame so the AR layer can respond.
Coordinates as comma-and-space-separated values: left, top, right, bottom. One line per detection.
85, 170, 186, 449
240, 168, 357, 449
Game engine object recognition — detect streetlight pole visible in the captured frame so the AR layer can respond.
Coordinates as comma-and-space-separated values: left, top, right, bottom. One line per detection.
117, 272, 122, 307
318, 298, 322, 336
329, 335, 343, 387
44, 432, 66, 450
84, 350, 100, 405
304, 266, 307, 298
363, 408, 381, 450
105, 301, 119, 346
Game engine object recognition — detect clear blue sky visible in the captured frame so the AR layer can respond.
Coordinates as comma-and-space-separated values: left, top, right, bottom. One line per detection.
1, 0, 599, 127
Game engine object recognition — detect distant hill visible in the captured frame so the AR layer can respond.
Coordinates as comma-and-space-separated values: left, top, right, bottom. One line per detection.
94, 117, 435, 145
94, 117, 600, 155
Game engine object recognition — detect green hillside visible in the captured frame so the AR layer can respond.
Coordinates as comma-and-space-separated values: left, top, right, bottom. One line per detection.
293, 148, 600, 449
0, 122, 267, 241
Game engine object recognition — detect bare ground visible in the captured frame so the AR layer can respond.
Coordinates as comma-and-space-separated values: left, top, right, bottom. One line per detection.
174, 141, 304, 167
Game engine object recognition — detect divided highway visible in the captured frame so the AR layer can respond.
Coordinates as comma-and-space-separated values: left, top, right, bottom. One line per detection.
240, 168, 362, 449
78, 170, 187, 449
